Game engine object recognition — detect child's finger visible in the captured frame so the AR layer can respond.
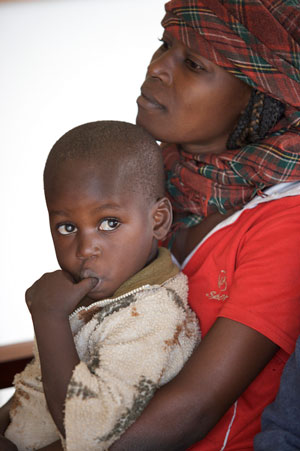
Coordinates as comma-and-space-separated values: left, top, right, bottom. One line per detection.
74, 277, 99, 299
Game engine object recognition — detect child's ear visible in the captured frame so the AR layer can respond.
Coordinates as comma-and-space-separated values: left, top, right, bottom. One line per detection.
152, 197, 173, 241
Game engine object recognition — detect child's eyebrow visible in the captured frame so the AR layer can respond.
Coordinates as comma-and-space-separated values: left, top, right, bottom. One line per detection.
48, 204, 123, 218
92, 203, 123, 213
48, 209, 69, 217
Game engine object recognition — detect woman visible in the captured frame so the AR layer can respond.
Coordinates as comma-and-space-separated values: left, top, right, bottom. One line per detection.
111, 0, 300, 450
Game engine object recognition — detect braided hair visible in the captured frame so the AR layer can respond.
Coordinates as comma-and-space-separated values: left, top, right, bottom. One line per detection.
227, 90, 286, 150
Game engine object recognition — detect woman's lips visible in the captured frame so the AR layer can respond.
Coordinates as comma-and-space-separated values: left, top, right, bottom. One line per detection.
137, 89, 165, 110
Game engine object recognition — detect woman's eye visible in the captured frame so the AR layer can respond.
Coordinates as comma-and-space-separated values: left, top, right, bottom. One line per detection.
185, 58, 204, 72
57, 224, 77, 235
99, 218, 120, 231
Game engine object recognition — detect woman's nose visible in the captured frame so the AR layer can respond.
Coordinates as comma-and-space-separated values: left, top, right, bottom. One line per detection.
76, 232, 101, 259
147, 48, 175, 85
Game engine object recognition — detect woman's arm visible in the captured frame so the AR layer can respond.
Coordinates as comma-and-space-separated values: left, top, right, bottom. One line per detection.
110, 317, 278, 451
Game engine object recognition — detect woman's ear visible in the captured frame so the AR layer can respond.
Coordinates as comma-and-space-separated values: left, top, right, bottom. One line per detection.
152, 197, 173, 241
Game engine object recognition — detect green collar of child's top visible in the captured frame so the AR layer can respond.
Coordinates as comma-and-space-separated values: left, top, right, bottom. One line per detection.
112, 247, 179, 299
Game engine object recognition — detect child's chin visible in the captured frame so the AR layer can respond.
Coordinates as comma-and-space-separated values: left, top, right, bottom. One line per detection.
88, 287, 115, 302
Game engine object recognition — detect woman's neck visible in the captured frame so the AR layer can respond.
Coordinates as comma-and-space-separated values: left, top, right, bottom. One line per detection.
172, 209, 235, 265
179, 137, 228, 156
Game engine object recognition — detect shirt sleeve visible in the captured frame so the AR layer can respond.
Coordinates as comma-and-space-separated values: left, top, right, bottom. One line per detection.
63, 281, 200, 451
219, 201, 300, 355
254, 335, 300, 450
4, 342, 60, 449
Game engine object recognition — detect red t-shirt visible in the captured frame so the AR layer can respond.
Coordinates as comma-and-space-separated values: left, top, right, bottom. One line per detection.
181, 184, 300, 450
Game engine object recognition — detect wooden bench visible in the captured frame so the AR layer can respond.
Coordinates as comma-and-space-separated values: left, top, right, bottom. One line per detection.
0, 341, 34, 389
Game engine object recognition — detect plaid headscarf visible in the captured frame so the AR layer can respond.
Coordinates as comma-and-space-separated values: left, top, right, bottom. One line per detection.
161, 0, 300, 232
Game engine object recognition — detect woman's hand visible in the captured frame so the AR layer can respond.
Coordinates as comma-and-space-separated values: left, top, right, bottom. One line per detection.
25, 270, 97, 319
0, 435, 18, 451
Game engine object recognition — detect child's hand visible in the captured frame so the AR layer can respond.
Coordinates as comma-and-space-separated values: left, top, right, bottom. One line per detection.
24, 270, 96, 433
0, 435, 18, 451
25, 270, 98, 319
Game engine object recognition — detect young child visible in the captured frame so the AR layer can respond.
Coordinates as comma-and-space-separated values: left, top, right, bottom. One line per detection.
3, 121, 200, 451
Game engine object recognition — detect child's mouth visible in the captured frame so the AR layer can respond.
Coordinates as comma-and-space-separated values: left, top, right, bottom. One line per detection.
80, 268, 103, 291
89, 277, 102, 292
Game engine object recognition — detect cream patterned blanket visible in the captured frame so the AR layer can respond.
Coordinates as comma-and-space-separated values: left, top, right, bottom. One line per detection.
5, 249, 200, 450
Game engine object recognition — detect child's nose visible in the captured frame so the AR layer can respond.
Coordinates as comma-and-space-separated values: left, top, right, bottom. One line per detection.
76, 232, 101, 259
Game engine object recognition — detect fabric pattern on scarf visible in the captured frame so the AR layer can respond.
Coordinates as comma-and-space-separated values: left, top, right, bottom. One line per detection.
160, 0, 300, 233
162, 0, 300, 108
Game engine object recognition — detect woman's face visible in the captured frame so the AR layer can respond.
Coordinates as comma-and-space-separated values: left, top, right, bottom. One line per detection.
136, 31, 252, 154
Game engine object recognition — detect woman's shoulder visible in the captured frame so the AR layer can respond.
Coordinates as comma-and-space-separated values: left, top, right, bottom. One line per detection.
245, 181, 300, 211
207, 181, 300, 242
225, 181, 300, 227
182, 181, 300, 270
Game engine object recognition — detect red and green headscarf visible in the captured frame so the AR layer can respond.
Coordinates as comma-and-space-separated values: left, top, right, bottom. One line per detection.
161, 0, 300, 230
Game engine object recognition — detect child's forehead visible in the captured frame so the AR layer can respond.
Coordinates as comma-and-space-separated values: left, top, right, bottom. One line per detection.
46, 157, 146, 203
49, 156, 122, 182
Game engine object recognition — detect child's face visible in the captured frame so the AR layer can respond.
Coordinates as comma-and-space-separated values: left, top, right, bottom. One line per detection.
46, 159, 159, 301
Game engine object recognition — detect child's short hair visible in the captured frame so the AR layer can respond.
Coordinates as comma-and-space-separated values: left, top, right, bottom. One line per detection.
44, 120, 165, 202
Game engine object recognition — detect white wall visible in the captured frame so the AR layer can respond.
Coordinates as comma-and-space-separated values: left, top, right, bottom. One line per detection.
0, 0, 165, 345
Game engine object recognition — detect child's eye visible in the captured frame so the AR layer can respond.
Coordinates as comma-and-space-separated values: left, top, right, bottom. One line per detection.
99, 218, 120, 231
185, 58, 204, 72
57, 224, 77, 235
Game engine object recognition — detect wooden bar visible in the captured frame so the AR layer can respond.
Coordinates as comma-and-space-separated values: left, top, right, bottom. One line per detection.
0, 341, 34, 389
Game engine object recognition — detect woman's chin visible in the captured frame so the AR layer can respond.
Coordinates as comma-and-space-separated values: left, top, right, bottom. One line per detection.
136, 111, 167, 142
